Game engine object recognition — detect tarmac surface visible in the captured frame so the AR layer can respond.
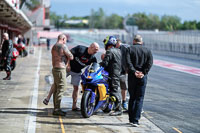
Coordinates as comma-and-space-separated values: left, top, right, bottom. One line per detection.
0, 45, 164, 133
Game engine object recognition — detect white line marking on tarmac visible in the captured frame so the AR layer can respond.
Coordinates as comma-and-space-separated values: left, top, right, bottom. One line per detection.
154, 59, 200, 77
27, 47, 42, 133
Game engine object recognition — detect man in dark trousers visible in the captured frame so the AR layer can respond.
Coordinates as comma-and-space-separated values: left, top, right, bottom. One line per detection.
100, 36, 122, 116
47, 38, 50, 50
1, 33, 13, 80
126, 35, 153, 126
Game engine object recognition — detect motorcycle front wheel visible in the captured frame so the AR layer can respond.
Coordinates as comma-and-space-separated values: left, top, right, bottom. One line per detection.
81, 91, 95, 118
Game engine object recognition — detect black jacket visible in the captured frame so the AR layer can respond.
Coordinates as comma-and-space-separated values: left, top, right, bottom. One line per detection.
100, 47, 121, 76
2, 40, 13, 58
119, 44, 129, 74
126, 44, 153, 75
70, 45, 97, 73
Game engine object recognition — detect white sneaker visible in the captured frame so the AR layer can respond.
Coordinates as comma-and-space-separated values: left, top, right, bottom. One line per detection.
129, 122, 139, 127
141, 109, 144, 113
132, 123, 139, 127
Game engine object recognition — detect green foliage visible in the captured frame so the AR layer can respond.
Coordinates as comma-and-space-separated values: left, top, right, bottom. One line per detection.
147, 14, 160, 30
197, 22, 200, 30
160, 15, 181, 31
181, 21, 197, 30
49, 8, 200, 31
133, 13, 149, 29
89, 8, 106, 29
50, 12, 65, 30
105, 14, 123, 29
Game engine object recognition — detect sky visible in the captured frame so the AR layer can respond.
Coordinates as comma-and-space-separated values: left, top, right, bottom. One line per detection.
50, 0, 200, 21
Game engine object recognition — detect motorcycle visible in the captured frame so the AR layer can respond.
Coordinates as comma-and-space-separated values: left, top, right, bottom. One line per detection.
13, 43, 28, 57
0, 48, 19, 71
81, 63, 116, 118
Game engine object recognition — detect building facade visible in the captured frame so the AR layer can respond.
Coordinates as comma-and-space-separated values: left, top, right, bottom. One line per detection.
0, 0, 32, 43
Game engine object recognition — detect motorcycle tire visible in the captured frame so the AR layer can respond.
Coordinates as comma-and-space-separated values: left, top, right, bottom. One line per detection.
102, 101, 114, 113
81, 91, 95, 118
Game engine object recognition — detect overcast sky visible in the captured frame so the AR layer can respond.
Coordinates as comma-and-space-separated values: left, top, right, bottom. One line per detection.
50, 0, 200, 21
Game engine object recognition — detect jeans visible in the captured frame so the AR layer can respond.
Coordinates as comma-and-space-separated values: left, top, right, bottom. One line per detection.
128, 74, 147, 123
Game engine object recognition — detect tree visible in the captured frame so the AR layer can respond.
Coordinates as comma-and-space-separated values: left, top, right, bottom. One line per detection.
160, 15, 181, 31
50, 12, 65, 30
147, 14, 160, 30
126, 14, 136, 26
89, 8, 106, 29
197, 21, 200, 30
105, 14, 123, 29
133, 13, 149, 29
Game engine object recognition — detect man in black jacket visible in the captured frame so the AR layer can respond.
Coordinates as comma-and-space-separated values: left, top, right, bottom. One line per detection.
1, 33, 13, 80
100, 36, 122, 116
126, 35, 153, 126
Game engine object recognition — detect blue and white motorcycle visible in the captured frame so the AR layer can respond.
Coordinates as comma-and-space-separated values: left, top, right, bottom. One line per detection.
80, 63, 116, 118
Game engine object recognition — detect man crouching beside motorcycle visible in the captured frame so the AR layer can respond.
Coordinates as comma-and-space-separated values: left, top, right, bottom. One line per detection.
100, 36, 123, 116
1, 33, 13, 80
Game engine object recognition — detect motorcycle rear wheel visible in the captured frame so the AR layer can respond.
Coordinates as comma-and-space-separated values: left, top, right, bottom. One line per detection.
102, 99, 114, 113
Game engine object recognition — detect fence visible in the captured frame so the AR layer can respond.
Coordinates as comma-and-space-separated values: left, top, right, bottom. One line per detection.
71, 29, 200, 60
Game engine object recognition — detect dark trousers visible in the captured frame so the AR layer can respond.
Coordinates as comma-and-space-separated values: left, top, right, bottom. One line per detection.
4, 57, 12, 72
128, 74, 147, 123
108, 75, 121, 102
108, 74, 122, 110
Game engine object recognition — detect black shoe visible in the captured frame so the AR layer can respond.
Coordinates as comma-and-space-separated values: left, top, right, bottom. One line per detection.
110, 110, 123, 116
43, 98, 49, 105
3, 77, 11, 80
53, 109, 66, 116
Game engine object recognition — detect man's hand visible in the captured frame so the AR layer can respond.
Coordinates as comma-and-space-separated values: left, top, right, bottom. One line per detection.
66, 65, 71, 72
135, 71, 144, 78
4, 57, 6, 60
101, 53, 105, 60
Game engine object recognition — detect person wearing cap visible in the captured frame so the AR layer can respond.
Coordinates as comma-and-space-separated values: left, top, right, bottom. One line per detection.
1, 33, 13, 80
126, 35, 153, 126
116, 39, 129, 111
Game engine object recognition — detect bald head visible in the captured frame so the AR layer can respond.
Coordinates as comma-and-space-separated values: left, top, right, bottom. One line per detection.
57, 34, 67, 44
3, 33, 9, 40
88, 42, 99, 55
